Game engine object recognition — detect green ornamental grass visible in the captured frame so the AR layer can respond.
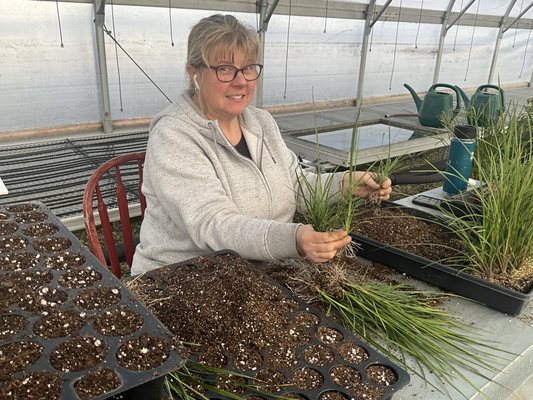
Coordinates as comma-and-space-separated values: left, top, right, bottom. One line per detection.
318, 280, 511, 398
297, 95, 512, 399
445, 105, 533, 278
165, 360, 291, 400
297, 98, 364, 234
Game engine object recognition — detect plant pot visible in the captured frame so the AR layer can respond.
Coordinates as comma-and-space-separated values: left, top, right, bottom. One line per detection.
350, 204, 533, 316
0, 202, 185, 399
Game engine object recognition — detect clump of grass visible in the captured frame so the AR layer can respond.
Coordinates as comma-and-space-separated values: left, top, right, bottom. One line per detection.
317, 276, 511, 398
365, 151, 405, 207
445, 106, 533, 278
297, 166, 349, 232
165, 360, 291, 400
297, 94, 364, 234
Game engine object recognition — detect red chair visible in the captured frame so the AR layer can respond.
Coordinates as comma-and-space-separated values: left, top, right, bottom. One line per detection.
83, 152, 146, 278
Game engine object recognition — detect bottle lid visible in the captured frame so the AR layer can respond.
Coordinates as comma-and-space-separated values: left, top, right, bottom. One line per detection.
453, 124, 477, 140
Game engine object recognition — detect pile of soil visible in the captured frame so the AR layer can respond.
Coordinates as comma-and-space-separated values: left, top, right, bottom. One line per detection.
129, 254, 405, 399
352, 206, 463, 262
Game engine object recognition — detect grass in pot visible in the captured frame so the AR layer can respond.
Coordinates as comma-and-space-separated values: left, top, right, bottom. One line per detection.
435, 106, 533, 291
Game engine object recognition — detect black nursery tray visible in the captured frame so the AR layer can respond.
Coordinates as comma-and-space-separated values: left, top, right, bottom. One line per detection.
350, 203, 533, 316
138, 252, 410, 400
0, 202, 185, 400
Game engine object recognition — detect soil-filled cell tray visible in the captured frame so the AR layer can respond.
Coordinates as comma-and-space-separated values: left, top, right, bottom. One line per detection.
0, 201, 185, 400
130, 253, 410, 400
350, 203, 533, 316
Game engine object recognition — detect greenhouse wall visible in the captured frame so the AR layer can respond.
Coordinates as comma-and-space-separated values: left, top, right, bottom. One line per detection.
1, 0, 533, 133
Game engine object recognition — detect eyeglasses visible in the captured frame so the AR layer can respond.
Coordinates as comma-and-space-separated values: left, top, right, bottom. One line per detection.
207, 64, 263, 82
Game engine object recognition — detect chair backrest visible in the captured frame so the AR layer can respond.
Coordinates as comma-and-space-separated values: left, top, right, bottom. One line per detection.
83, 152, 146, 278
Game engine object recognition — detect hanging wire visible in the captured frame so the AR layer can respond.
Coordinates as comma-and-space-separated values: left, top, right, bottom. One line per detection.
168, 0, 174, 46
283, 0, 292, 99
453, 0, 464, 51
414, 0, 424, 49
102, 24, 172, 103
389, 0, 403, 90
367, 0, 377, 52
55, 0, 64, 47
519, 23, 532, 78
324, 0, 329, 33
513, 0, 525, 48
110, 0, 124, 111
464, 0, 480, 81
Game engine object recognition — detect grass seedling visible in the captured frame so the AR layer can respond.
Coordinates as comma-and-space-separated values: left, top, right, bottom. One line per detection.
165, 360, 292, 400
318, 278, 510, 399
297, 92, 364, 235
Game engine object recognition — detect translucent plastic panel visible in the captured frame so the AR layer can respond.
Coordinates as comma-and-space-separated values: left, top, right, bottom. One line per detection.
397, 0, 448, 11
496, 5, 533, 85
362, 21, 441, 97
494, 27, 533, 85
438, 26, 499, 88
103, 7, 257, 118
0, 1, 99, 132
262, 16, 363, 106
344, 0, 446, 7
508, 0, 533, 17
452, 0, 512, 16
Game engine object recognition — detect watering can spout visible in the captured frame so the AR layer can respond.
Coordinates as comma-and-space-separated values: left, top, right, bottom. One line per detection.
404, 83, 422, 112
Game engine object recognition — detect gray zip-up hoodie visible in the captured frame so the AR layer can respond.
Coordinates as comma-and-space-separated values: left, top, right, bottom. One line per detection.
131, 92, 345, 274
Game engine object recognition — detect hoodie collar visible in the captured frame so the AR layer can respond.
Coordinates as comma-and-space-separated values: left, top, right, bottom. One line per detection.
176, 91, 263, 146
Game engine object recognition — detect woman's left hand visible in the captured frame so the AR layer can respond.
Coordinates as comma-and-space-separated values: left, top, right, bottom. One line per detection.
342, 171, 392, 201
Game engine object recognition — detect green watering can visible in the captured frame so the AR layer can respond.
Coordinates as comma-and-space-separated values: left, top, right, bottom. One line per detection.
457, 84, 505, 127
404, 83, 462, 128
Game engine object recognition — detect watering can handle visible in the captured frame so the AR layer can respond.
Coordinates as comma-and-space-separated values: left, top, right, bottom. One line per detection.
475, 84, 506, 110
429, 83, 462, 112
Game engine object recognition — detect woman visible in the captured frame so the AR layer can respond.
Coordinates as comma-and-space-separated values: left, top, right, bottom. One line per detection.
131, 14, 391, 275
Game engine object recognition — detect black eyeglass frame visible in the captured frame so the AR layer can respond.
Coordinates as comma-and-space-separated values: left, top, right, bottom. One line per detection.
205, 64, 264, 82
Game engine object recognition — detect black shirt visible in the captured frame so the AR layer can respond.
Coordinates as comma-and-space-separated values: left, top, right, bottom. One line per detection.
234, 135, 251, 159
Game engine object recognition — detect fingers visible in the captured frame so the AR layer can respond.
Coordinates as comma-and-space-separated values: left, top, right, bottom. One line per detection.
350, 172, 393, 200
380, 177, 392, 189
378, 178, 392, 200
377, 178, 392, 200
353, 171, 380, 189
296, 226, 352, 263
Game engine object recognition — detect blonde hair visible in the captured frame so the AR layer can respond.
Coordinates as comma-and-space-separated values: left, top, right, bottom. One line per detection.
187, 14, 259, 89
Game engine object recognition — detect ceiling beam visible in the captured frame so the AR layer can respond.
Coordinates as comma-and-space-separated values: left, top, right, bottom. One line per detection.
369, 0, 393, 29
503, 1, 533, 33
37, 0, 533, 29
445, 0, 476, 32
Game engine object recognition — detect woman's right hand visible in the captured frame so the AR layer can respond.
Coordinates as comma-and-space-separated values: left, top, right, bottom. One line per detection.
296, 225, 352, 263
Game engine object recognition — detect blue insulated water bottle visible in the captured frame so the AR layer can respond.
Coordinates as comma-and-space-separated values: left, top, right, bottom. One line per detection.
442, 124, 477, 198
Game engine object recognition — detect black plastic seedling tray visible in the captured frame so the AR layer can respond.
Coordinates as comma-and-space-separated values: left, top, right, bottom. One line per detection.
350, 203, 533, 316
143, 253, 410, 400
0, 201, 185, 399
